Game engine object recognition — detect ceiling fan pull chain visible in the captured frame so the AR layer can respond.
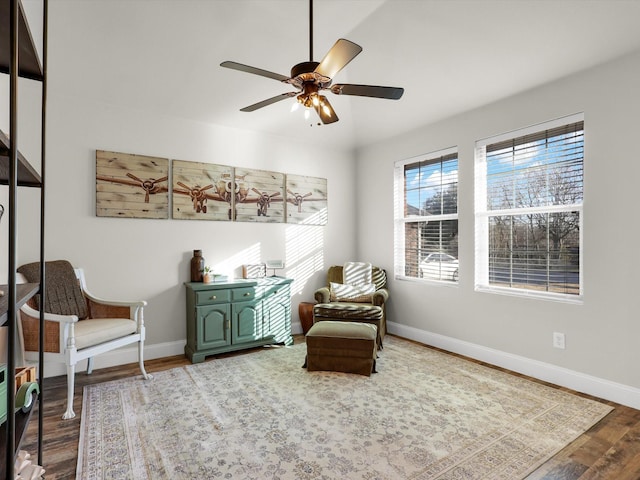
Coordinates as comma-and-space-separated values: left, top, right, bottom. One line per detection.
309, 0, 313, 61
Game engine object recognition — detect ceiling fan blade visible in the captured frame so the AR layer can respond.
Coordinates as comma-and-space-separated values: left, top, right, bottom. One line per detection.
220, 61, 290, 82
315, 96, 339, 124
331, 84, 404, 100
240, 92, 297, 112
314, 39, 362, 79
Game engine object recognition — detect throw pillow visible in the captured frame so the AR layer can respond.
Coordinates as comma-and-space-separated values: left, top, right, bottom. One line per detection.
330, 282, 376, 303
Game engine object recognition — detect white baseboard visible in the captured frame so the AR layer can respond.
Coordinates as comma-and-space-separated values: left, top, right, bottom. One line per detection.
387, 321, 640, 410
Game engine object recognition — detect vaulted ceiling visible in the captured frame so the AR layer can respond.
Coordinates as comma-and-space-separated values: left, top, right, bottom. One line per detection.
31, 0, 640, 150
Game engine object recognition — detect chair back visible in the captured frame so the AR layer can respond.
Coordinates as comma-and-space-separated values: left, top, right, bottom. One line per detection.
326, 265, 387, 291
18, 260, 89, 319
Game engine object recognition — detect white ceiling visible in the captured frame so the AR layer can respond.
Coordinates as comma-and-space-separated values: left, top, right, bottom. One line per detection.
31, 0, 640, 150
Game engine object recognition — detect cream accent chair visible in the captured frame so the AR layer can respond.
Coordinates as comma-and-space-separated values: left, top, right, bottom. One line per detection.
18, 260, 152, 419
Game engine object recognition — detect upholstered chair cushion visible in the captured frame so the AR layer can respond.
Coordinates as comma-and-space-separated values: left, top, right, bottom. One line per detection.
74, 318, 138, 350
314, 303, 383, 321
329, 282, 376, 302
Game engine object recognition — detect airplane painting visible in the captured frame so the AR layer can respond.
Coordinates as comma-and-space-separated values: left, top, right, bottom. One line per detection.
96, 150, 169, 219
235, 167, 284, 223
285, 174, 328, 225
96, 152, 327, 224
172, 160, 231, 221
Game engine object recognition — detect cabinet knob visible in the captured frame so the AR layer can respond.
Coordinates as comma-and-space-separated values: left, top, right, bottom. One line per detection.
244, 292, 251, 296
210, 295, 217, 300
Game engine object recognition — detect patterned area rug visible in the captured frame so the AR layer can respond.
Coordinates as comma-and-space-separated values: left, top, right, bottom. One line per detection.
77, 336, 613, 479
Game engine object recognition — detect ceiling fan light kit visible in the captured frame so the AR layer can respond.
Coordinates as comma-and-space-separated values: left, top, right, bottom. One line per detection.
220, 0, 404, 125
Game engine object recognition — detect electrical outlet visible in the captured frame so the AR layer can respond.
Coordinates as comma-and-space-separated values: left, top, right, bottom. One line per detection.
553, 332, 566, 349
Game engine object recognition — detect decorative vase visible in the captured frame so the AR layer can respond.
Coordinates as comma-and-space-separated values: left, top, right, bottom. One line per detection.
203, 273, 212, 284
191, 250, 204, 282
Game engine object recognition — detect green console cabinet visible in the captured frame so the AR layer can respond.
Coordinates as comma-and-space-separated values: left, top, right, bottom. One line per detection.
185, 277, 293, 363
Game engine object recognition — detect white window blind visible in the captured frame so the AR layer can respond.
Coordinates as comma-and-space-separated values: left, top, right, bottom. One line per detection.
394, 147, 459, 283
475, 114, 584, 300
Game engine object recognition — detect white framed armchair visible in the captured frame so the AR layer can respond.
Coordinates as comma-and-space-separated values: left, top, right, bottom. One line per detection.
17, 260, 152, 419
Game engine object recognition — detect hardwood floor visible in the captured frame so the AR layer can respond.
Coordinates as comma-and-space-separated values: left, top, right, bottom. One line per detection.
19, 335, 640, 479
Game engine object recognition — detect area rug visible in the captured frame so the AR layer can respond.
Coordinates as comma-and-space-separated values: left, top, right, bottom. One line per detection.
76, 336, 613, 479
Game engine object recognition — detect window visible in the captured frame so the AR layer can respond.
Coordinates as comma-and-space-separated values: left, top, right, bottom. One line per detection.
394, 147, 459, 283
475, 114, 584, 300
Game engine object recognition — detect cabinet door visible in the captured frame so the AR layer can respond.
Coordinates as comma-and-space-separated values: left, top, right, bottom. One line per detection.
262, 284, 291, 342
197, 304, 231, 350
232, 300, 262, 344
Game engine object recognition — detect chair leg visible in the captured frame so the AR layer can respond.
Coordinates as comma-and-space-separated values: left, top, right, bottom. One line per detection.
87, 356, 94, 374
62, 362, 76, 420
138, 340, 153, 380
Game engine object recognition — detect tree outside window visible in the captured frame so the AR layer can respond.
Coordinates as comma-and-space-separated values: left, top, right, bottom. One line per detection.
476, 115, 584, 300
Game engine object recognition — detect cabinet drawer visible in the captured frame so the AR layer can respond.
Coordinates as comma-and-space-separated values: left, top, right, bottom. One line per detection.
196, 289, 231, 305
232, 287, 255, 302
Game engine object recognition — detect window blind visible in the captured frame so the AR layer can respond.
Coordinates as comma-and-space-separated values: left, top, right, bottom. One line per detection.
395, 148, 459, 282
475, 116, 584, 300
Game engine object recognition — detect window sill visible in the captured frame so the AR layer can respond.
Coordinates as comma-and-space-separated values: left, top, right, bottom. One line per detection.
474, 284, 583, 304
395, 275, 459, 288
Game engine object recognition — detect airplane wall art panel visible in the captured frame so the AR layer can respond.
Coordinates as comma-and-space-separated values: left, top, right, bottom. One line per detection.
172, 160, 233, 221
95, 150, 169, 219
234, 167, 285, 223
285, 174, 328, 226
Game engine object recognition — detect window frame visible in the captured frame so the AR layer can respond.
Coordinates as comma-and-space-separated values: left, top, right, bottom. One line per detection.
474, 113, 584, 303
394, 146, 459, 284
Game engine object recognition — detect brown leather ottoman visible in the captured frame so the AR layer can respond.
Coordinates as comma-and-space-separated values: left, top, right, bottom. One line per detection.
303, 321, 377, 376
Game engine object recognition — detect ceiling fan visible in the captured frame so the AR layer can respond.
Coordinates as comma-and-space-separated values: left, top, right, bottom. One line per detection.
220, 0, 404, 125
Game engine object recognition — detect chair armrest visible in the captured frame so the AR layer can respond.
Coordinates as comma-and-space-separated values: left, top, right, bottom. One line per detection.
82, 288, 147, 324
75, 268, 147, 312
372, 288, 389, 307
20, 302, 79, 324
20, 303, 79, 354
82, 289, 147, 309
314, 287, 330, 304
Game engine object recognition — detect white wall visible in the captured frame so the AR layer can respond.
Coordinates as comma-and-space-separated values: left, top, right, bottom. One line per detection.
356, 50, 640, 407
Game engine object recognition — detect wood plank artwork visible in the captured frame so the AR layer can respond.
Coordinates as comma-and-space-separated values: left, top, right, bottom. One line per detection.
96, 150, 169, 219
95, 151, 328, 225
172, 160, 233, 221
285, 174, 328, 225
234, 168, 285, 223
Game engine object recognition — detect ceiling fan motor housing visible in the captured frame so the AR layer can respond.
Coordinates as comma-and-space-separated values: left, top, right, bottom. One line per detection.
289, 61, 332, 88
291, 61, 319, 78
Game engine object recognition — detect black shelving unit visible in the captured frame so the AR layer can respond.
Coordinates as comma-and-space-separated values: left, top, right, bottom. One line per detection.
0, 0, 47, 479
